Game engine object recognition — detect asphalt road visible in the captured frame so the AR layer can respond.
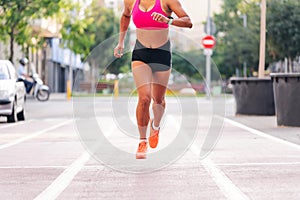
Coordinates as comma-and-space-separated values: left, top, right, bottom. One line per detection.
0, 94, 299, 200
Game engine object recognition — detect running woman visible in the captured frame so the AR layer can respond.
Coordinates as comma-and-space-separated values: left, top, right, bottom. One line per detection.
114, 0, 192, 159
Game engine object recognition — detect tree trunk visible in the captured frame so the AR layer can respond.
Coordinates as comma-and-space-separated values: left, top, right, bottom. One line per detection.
284, 57, 288, 73
288, 57, 293, 73
26, 46, 30, 74
91, 59, 96, 93
9, 28, 15, 64
42, 47, 46, 83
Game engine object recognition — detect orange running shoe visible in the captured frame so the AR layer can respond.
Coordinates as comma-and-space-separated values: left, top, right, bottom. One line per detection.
136, 141, 147, 159
149, 119, 160, 148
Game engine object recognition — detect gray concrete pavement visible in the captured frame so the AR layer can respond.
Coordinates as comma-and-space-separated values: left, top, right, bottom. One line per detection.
0, 94, 299, 199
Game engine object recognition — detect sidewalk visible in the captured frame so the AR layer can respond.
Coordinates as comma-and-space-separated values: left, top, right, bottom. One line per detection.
25, 92, 68, 101
225, 96, 300, 146
49, 93, 69, 101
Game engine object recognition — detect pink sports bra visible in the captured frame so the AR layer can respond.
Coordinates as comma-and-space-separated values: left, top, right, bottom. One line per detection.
132, 0, 169, 29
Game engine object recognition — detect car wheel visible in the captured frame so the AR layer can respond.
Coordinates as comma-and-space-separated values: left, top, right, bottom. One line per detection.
7, 101, 17, 123
17, 109, 25, 121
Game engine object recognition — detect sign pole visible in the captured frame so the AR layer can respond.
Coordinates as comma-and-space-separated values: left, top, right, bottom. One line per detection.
206, 50, 211, 97
206, 0, 211, 98
67, 50, 72, 100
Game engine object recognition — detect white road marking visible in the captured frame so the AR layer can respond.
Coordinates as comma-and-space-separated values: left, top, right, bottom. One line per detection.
201, 157, 250, 200
224, 117, 300, 150
191, 141, 250, 200
0, 165, 105, 169
34, 117, 116, 200
0, 119, 35, 129
2, 161, 300, 170
0, 120, 72, 150
33, 151, 92, 200
192, 116, 299, 200
213, 162, 300, 166
186, 116, 250, 200
0, 166, 69, 169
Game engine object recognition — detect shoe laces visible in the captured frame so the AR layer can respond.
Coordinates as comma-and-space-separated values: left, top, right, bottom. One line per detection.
138, 141, 147, 152
150, 129, 159, 137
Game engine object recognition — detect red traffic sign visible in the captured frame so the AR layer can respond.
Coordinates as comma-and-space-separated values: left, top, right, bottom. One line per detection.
202, 35, 216, 49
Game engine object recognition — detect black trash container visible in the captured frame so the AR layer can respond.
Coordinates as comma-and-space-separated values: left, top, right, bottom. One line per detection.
230, 77, 275, 115
271, 73, 300, 127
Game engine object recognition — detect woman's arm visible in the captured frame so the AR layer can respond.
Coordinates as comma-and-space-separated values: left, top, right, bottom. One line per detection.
114, 0, 133, 58
151, 0, 193, 29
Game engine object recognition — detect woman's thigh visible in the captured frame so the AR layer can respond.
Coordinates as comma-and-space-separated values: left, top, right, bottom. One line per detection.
132, 61, 152, 96
151, 69, 171, 101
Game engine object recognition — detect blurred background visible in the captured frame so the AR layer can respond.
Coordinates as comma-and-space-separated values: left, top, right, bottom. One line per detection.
0, 0, 299, 95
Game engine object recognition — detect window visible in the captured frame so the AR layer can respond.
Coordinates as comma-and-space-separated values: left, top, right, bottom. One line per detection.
6, 62, 17, 80
0, 64, 10, 80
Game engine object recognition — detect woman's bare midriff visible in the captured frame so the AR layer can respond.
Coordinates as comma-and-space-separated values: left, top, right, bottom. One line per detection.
136, 28, 169, 48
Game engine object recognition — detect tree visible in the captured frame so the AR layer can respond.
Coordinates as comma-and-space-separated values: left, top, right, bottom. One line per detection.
172, 51, 205, 82
61, 0, 128, 75
61, 1, 95, 61
213, 0, 261, 78
267, 0, 300, 67
0, 0, 63, 62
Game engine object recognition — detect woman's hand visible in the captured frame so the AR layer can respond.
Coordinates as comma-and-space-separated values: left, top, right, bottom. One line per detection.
151, 12, 169, 24
114, 43, 124, 58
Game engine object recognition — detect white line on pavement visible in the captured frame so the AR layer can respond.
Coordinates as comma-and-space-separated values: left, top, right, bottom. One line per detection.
224, 117, 300, 150
33, 151, 92, 200
0, 165, 105, 169
213, 162, 300, 166
201, 157, 250, 200
0, 120, 72, 150
190, 140, 250, 200
2, 161, 300, 170
195, 116, 300, 199
0, 119, 35, 130
34, 117, 116, 200
179, 112, 250, 200
0, 166, 69, 169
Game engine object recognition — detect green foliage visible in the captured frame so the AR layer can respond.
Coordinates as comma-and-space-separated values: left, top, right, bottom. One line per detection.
267, 0, 300, 60
172, 51, 205, 83
60, 0, 130, 76
0, 0, 63, 61
108, 52, 131, 74
213, 0, 261, 78
213, 0, 300, 78
119, 64, 131, 73
61, 0, 120, 61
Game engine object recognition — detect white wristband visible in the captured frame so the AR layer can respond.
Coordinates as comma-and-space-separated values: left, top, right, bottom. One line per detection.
168, 18, 173, 25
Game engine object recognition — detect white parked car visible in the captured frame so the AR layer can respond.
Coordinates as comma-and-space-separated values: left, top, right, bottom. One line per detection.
0, 60, 26, 123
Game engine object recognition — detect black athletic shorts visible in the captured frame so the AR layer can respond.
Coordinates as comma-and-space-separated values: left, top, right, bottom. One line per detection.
132, 39, 172, 72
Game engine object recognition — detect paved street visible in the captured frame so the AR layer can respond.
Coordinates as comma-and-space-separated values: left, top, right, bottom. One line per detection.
0, 94, 299, 200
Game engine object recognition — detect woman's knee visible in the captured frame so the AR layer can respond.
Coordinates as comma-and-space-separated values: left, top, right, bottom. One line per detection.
152, 97, 165, 106
138, 95, 151, 107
